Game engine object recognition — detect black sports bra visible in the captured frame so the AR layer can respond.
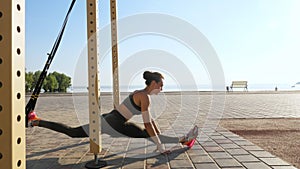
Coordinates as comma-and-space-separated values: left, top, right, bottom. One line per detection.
122, 93, 142, 115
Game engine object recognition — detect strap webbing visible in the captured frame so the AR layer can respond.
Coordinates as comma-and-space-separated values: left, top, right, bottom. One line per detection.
26, 0, 77, 127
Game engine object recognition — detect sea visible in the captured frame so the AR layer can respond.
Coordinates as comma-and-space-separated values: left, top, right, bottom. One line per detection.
68, 83, 300, 93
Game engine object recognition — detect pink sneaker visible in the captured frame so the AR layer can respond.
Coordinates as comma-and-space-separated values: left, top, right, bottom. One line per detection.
186, 138, 196, 148
181, 125, 198, 146
28, 111, 40, 127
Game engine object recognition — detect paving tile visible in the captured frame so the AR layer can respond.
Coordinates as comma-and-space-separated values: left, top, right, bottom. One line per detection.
260, 157, 291, 166
169, 159, 193, 168
28, 158, 58, 169
208, 152, 232, 159
60, 155, 83, 163
125, 148, 146, 155
167, 151, 189, 160
249, 150, 275, 158
101, 158, 123, 168
194, 163, 220, 169
122, 160, 145, 169
186, 148, 207, 156
215, 158, 243, 168
63, 151, 86, 159
219, 143, 240, 149
233, 155, 260, 162
146, 164, 169, 169
146, 157, 167, 163
198, 134, 210, 141
203, 146, 225, 152
242, 162, 271, 169
229, 137, 247, 141
189, 155, 214, 163
272, 166, 298, 169
214, 139, 234, 144
210, 135, 227, 140
241, 145, 264, 151
201, 141, 219, 147
226, 148, 249, 156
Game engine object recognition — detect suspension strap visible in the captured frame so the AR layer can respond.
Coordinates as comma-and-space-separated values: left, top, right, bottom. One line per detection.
26, 0, 77, 127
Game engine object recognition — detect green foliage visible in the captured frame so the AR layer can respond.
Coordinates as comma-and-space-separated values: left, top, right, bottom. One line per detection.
43, 74, 58, 92
32, 70, 41, 90
51, 71, 71, 92
25, 71, 71, 93
25, 72, 34, 92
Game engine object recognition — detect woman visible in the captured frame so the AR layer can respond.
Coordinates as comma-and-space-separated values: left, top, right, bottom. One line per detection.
28, 71, 198, 154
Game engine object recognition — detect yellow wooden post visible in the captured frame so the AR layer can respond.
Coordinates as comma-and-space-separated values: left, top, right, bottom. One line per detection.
0, 0, 26, 168
110, 0, 120, 107
85, 0, 107, 168
87, 0, 101, 155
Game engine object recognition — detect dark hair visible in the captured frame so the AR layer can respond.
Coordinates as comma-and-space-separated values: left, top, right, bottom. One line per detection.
143, 71, 164, 86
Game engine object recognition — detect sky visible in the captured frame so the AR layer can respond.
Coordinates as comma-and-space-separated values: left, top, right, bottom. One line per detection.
25, 0, 300, 90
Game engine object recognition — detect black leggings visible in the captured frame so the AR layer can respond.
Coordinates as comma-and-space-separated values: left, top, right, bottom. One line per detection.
38, 110, 179, 143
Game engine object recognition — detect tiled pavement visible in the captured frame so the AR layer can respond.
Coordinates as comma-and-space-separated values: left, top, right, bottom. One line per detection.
26, 92, 300, 168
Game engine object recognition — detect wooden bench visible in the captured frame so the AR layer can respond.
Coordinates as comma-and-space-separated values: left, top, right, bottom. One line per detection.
230, 81, 248, 91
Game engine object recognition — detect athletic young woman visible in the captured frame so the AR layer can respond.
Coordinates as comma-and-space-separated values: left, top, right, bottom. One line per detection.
28, 71, 198, 154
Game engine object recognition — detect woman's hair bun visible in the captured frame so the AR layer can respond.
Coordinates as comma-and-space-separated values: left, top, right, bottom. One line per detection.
143, 71, 164, 86
143, 71, 152, 80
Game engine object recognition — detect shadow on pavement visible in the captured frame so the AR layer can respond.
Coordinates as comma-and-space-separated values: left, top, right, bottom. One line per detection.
27, 146, 189, 169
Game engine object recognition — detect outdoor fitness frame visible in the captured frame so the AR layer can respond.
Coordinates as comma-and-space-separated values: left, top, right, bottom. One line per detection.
0, 0, 26, 168
0, 0, 120, 168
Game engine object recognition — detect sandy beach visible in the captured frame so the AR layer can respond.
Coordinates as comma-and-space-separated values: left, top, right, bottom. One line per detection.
26, 91, 300, 168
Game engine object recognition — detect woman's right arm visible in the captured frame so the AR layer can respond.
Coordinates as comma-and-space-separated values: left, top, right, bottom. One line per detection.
143, 111, 168, 153
139, 94, 159, 140
139, 93, 168, 153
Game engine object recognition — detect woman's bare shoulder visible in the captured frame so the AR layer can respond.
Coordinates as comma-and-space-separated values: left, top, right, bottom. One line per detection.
133, 90, 148, 100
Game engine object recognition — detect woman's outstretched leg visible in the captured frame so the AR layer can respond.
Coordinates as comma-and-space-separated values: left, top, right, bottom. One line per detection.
123, 124, 181, 144
30, 112, 121, 138
113, 121, 180, 144
36, 120, 89, 138
158, 134, 180, 144
102, 110, 181, 143
28, 111, 89, 138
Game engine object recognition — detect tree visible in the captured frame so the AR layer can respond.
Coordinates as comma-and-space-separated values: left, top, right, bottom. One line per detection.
43, 73, 58, 92
25, 70, 71, 93
25, 72, 34, 92
42, 77, 48, 92
52, 71, 71, 92
60, 74, 71, 92
32, 70, 42, 91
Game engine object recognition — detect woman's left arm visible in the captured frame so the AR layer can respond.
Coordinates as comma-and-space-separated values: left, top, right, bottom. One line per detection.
151, 119, 161, 135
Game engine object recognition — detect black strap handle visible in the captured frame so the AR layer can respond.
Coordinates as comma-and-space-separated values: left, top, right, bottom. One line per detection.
26, 0, 77, 127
